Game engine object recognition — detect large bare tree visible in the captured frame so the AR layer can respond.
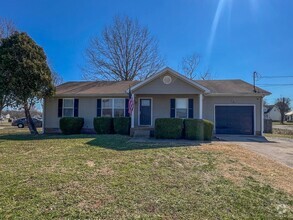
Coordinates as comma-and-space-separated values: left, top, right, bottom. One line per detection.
180, 53, 211, 80
84, 16, 164, 81
0, 17, 16, 117
0, 18, 15, 39
275, 97, 291, 124
180, 53, 200, 80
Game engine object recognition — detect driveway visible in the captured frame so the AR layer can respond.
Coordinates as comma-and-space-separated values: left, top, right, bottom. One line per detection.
216, 135, 293, 167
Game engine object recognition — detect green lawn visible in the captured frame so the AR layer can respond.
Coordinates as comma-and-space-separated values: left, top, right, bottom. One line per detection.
0, 127, 292, 219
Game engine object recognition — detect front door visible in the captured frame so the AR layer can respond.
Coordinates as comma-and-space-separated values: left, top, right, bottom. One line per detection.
140, 99, 152, 126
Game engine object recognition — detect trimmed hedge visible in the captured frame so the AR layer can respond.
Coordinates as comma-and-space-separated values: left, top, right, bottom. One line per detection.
60, 117, 84, 135
93, 117, 113, 134
184, 119, 204, 140
113, 117, 130, 135
203, 119, 214, 141
184, 119, 214, 141
155, 118, 184, 139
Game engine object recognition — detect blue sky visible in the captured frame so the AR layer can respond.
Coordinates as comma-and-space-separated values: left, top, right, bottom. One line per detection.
1, 0, 293, 105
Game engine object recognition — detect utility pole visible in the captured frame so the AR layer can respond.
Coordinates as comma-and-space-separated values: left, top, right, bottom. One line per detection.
253, 71, 257, 93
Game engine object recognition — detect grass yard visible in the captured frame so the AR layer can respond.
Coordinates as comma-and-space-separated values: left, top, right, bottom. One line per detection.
265, 133, 293, 139
0, 127, 292, 219
273, 121, 293, 126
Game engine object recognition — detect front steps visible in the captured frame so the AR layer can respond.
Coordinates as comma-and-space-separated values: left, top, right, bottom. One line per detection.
131, 127, 154, 138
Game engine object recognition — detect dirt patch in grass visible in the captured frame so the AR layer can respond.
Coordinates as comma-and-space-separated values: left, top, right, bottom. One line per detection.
201, 143, 293, 195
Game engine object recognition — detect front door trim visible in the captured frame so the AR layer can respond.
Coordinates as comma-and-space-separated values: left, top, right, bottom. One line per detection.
214, 104, 256, 135
138, 97, 153, 126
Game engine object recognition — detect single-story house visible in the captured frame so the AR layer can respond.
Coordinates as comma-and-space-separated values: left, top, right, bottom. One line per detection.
264, 105, 281, 121
285, 111, 293, 122
43, 67, 271, 136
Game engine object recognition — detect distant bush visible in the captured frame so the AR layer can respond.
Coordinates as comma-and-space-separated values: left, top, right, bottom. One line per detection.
93, 117, 113, 134
60, 117, 84, 135
184, 119, 214, 141
113, 117, 130, 135
155, 118, 183, 139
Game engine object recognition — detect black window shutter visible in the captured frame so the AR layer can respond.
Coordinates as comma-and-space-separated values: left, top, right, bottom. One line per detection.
97, 99, 101, 117
125, 98, 129, 117
74, 99, 79, 117
188, 99, 194, 118
58, 99, 63, 117
170, 99, 175, 118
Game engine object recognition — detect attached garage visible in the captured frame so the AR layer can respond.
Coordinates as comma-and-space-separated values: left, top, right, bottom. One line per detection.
215, 105, 255, 135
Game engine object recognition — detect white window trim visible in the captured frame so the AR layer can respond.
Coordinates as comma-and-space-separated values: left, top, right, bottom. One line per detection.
63, 98, 74, 117
101, 98, 125, 117
175, 98, 189, 119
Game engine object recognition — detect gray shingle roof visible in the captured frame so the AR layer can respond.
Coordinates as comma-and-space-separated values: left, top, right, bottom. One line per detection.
56, 81, 139, 96
195, 79, 270, 95
55, 79, 270, 96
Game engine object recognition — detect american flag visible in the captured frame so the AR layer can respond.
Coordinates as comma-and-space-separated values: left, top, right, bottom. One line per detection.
128, 88, 134, 115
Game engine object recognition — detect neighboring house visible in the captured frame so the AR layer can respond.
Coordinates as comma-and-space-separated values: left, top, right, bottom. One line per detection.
285, 111, 293, 122
44, 67, 271, 136
264, 105, 281, 121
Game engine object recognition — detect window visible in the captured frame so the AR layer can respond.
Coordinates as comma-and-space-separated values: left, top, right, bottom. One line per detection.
176, 98, 188, 118
102, 99, 113, 117
114, 99, 125, 117
102, 98, 125, 117
63, 98, 74, 117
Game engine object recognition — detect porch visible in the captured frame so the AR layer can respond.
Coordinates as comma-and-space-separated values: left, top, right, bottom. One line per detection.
130, 94, 203, 137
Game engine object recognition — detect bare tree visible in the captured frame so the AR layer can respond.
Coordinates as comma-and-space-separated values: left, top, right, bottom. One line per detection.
180, 53, 212, 80
275, 97, 291, 124
0, 17, 16, 39
0, 18, 16, 117
180, 53, 200, 80
200, 68, 212, 80
83, 16, 164, 81
52, 71, 63, 86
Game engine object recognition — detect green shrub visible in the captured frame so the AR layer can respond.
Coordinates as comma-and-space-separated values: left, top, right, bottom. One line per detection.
59, 117, 84, 135
93, 117, 113, 134
184, 119, 214, 141
203, 119, 214, 141
155, 118, 183, 139
113, 117, 130, 135
184, 119, 204, 140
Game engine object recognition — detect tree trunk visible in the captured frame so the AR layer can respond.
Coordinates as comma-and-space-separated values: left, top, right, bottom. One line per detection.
281, 113, 285, 124
24, 103, 38, 135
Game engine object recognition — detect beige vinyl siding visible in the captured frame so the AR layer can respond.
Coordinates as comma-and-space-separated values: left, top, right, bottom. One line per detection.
44, 96, 127, 130
133, 94, 200, 127
134, 73, 204, 94
202, 96, 262, 134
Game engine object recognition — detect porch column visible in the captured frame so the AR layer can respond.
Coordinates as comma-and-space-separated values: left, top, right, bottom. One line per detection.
199, 94, 203, 119
131, 94, 135, 128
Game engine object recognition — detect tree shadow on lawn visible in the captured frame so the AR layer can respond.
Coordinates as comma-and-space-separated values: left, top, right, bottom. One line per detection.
0, 133, 95, 141
86, 135, 207, 151
0, 132, 207, 151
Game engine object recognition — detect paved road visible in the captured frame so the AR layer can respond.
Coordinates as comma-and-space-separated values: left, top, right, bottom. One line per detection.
217, 135, 293, 167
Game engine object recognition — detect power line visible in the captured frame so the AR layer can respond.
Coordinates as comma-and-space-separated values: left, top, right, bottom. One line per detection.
260, 76, 293, 79
257, 83, 293, 87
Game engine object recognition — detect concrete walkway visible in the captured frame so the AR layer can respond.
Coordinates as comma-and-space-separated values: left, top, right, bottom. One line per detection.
217, 135, 293, 167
